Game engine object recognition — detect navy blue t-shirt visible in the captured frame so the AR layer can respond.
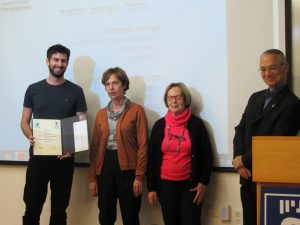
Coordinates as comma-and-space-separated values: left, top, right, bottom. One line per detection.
23, 79, 87, 119
23, 79, 87, 158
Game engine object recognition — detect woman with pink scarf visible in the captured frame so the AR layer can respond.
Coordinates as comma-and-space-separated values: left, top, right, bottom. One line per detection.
147, 82, 213, 225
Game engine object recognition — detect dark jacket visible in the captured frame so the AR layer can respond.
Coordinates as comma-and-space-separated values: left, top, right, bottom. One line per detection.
233, 86, 300, 185
147, 114, 213, 192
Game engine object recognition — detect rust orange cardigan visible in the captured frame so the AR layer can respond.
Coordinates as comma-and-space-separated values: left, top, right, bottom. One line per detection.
88, 102, 148, 183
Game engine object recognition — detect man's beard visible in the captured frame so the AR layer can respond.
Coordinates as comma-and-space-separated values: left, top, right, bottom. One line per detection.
49, 67, 65, 78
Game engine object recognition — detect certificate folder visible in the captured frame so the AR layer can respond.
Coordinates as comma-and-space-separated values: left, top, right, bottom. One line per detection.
33, 115, 89, 156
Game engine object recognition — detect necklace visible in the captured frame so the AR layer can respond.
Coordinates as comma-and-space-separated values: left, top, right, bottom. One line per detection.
167, 124, 186, 154
111, 98, 124, 112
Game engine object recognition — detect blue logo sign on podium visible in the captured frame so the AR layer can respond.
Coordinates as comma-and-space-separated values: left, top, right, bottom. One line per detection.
260, 185, 300, 225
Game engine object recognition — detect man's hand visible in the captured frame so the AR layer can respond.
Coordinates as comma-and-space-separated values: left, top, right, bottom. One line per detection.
232, 155, 244, 170
57, 153, 72, 160
237, 167, 251, 179
28, 134, 35, 146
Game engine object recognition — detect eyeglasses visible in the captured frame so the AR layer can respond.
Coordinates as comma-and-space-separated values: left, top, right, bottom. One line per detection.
259, 64, 283, 74
166, 95, 184, 101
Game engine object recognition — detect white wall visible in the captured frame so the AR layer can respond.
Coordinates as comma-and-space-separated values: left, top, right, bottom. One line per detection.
0, 165, 241, 225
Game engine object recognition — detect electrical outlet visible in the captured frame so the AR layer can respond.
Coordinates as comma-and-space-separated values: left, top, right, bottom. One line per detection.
233, 209, 243, 225
220, 205, 230, 221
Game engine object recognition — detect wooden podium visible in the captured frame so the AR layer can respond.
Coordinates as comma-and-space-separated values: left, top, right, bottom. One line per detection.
252, 136, 300, 225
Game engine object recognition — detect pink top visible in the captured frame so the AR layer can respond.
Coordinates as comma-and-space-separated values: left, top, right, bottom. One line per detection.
160, 108, 192, 181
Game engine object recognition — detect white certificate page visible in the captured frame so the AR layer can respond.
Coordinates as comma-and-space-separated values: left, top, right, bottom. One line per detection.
73, 120, 89, 152
33, 119, 62, 155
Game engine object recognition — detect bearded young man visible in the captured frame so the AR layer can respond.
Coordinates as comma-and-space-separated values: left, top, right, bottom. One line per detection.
21, 44, 87, 225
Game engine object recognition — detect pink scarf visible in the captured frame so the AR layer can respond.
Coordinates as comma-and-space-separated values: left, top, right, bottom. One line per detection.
164, 108, 191, 127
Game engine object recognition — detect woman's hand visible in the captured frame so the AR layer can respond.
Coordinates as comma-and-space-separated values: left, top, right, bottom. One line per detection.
133, 178, 142, 197
147, 191, 157, 205
190, 182, 206, 205
89, 181, 98, 197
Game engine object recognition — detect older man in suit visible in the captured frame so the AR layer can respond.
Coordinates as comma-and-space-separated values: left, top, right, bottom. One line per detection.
232, 49, 300, 225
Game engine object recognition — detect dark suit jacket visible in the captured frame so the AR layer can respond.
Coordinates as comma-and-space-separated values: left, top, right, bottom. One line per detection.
233, 85, 300, 185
